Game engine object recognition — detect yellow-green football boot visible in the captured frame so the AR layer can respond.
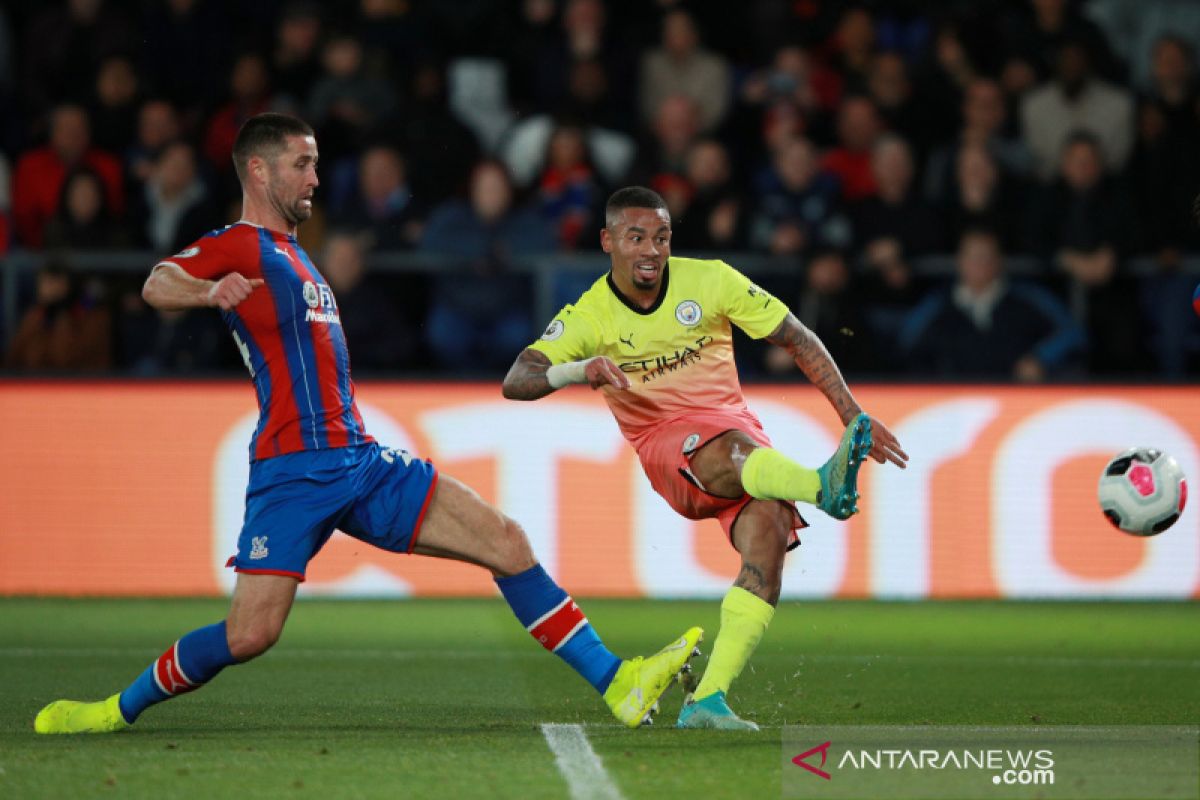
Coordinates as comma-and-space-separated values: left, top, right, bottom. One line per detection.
34, 693, 128, 734
603, 627, 703, 728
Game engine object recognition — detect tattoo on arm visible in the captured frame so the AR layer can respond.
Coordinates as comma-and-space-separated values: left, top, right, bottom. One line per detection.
766, 313, 862, 424
501, 349, 555, 401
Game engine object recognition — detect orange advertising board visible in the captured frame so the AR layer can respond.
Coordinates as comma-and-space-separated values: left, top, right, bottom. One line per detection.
1, 382, 1197, 599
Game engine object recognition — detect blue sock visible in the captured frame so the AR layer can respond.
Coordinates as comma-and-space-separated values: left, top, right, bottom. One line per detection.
117, 621, 237, 723
495, 564, 622, 693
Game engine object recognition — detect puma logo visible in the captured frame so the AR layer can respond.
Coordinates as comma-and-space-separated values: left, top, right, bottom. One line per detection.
619, 333, 635, 348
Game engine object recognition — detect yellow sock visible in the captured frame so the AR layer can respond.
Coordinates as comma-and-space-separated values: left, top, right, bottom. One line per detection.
694, 587, 775, 700
741, 447, 820, 504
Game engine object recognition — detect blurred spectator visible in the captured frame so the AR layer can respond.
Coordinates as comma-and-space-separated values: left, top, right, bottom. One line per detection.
13, 104, 124, 248
732, 44, 839, 159
320, 230, 415, 370
398, 60, 481, 207
1129, 36, 1200, 255
44, 167, 130, 250
851, 135, 941, 256
0, 6, 13, 96
911, 21, 978, 147
117, 301, 227, 374
22, 0, 138, 115
822, 6, 877, 95
501, 108, 635, 197
866, 52, 934, 158
331, 145, 421, 250
1001, 0, 1123, 84
6, 259, 111, 370
938, 143, 1023, 251
204, 52, 274, 179
0, 152, 10, 255
272, 2, 324, 108
358, 0, 432, 83
859, 237, 929, 371
307, 33, 396, 159
1025, 132, 1144, 375
1021, 39, 1134, 180
133, 141, 219, 254
631, 94, 702, 211
139, 0, 231, 113
90, 55, 140, 153
673, 139, 747, 251
125, 99, 182, 193
766, 248, 875, 375
419, 160, 556, 371
1025, 132, 1135, 261
639, 9, 732, 133
505, 0, 557, 110
1088, 0, 1200, 90
901, 228, 1084, 381
742, 45, 840, 118
751, 136, 850, 255
525, 0, 635, 129
925, 78, 1033, 204
537, 124, 601, 250
822, 96, 883, 201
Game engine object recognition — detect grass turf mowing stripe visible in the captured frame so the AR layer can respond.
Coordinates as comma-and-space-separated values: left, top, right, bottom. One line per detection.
541, 724, 624, 800
3, 647, 1197, 670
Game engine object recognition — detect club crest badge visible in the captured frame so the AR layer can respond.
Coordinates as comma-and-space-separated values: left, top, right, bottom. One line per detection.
675, 300, 702, 326
302, 281, 320, 309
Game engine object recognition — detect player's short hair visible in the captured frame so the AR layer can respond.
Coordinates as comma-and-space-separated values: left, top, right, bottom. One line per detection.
232, 113, 314, 183
605, 187, 669, 229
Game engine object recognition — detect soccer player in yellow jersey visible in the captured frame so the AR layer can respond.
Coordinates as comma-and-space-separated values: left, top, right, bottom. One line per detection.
503, 187, 909, 730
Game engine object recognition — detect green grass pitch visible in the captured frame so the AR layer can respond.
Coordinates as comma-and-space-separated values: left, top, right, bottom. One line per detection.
1, 598, 1196, 799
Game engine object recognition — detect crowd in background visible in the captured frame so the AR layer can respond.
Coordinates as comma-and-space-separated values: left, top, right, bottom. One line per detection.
1, 0, 1199, 380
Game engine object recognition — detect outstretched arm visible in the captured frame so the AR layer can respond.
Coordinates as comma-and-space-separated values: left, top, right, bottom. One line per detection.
765, 312, 908, 468
142, 263, 262, 312
502, 348, 630, 401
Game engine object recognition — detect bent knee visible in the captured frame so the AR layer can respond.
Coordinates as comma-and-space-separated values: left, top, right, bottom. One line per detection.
496, 516, 537, 576
227, 624, 282, 661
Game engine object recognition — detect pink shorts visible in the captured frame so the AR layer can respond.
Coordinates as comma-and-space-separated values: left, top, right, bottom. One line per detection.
634, 408, 805, 550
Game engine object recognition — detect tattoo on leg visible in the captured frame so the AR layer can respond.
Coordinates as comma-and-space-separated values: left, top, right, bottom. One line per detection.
735, 564, 766, 595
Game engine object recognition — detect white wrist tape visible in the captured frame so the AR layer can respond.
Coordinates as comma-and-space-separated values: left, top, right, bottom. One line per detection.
546, 359, 592, 389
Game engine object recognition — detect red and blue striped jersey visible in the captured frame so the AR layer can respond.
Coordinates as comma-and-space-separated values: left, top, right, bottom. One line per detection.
162, 222, 372, 462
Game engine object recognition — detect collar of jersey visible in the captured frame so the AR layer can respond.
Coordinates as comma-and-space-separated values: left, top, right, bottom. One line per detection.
234, 219, 296, 241
606, 262, 670, 315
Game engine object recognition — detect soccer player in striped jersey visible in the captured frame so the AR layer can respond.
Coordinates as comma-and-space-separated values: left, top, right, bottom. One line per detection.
503, 187, 909, 730
34, 115, 700, 735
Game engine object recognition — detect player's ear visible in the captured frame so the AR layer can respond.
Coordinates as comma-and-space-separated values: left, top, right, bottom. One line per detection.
600, 227, 613, 254
248, 155, 267, 185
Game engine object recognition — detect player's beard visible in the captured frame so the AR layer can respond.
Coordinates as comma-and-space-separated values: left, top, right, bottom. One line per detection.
268, 179, 312, 226
630, 260, 662, 291
274, 193, 312, 225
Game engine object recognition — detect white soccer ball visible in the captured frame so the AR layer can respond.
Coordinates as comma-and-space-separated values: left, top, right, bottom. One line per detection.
1097, 447, 1187, 537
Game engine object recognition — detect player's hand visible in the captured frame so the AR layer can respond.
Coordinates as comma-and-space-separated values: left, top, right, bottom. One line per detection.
208, 273, 264, 311
868, 417, 908, 469
584, 356, 631, 391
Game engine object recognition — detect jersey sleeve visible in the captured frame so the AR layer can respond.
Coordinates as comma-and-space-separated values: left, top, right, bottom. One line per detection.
157, 232, 237, 281
714, 260, 790, 339
527, 305, 601, 364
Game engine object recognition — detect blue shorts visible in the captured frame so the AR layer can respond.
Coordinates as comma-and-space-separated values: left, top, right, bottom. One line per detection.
227, 443, 438, 581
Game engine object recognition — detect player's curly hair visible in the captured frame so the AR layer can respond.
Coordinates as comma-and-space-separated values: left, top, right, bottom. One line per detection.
605, 187, 669, 228
232, 113, 314, 183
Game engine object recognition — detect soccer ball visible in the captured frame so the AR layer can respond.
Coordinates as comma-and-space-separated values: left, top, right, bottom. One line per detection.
1097, 447, 1187, 536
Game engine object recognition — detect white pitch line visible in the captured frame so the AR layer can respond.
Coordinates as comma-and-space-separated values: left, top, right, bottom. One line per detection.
540, 723, 624, 800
